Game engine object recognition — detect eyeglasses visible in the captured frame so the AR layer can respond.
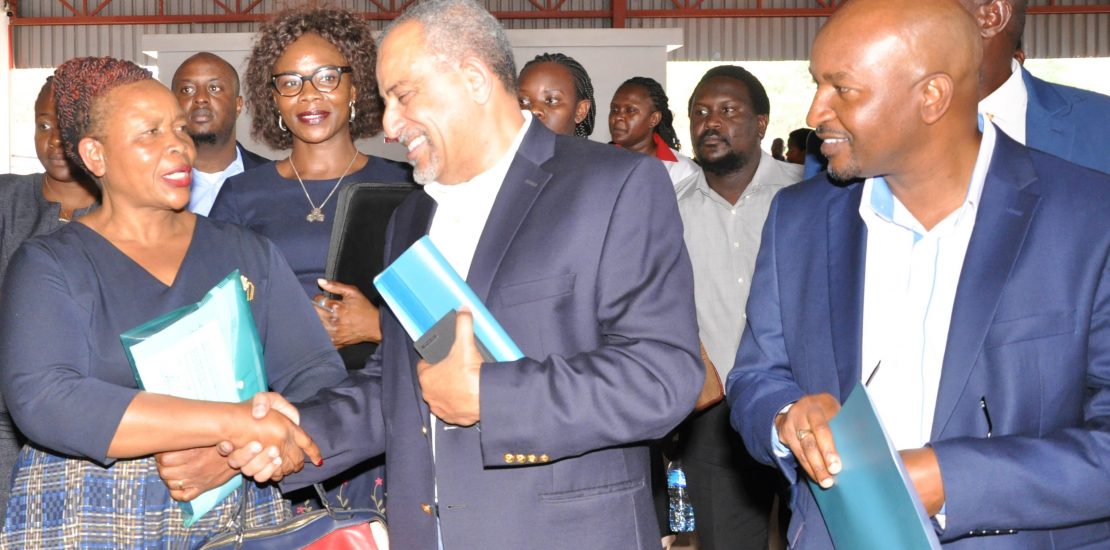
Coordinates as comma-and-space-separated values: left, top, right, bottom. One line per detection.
271, 66, 353, 97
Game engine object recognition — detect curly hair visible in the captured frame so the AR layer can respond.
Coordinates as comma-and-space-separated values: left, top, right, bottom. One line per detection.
522, 53, 596, 138
618, 76, 680, 151
245, 5, 383, 150
52, 57, 152, 174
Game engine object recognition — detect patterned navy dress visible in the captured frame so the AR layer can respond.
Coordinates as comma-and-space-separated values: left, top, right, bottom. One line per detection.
0, 218, 347, 548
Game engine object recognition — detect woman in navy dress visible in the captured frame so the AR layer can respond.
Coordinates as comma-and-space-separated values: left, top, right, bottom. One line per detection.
0, 57, 341, 548
208, 5, 409, 513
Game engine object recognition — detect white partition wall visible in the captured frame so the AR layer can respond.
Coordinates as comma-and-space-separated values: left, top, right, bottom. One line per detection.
142, 28, 683, 163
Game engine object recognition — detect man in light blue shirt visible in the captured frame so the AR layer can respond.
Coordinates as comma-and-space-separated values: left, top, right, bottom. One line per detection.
171, 52, 268, 215
729, 0, 1110, 547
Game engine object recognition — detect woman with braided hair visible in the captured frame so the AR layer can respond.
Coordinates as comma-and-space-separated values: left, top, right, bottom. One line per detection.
0, 56, 342, 547
609, 76, 701, 194
518, 53, 596, 138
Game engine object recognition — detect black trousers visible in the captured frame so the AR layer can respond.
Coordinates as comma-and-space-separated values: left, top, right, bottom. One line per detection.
680, 401, 781, 550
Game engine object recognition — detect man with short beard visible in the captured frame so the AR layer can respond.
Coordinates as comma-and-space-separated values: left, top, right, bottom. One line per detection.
674, 65, 802, 550
171, 52, 267, 215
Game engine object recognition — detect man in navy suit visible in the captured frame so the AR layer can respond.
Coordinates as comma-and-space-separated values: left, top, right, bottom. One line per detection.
728, 0, 1110, 548
227, 1, 702, 548
960, 0, 1110, 175
171, 52, 268, 215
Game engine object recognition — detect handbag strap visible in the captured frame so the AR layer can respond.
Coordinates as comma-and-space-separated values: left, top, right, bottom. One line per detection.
216, 481, 338, 548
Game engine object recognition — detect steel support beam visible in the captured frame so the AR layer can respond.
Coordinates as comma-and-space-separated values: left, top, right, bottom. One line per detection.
10, 0, 1110, 26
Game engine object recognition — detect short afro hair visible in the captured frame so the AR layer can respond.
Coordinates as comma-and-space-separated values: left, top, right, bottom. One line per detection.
688, 65, 771, 119
245, 5, 383, 150
52, 57, 151, 175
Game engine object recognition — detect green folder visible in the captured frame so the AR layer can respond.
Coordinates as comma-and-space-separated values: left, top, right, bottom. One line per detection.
120, 269, 267, 526
807, 382, 942, 549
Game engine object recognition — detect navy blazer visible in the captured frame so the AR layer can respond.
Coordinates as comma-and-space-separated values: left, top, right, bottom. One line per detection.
1023, 68, 1110, 175
236, 142, 269, 171
289, 121, 703, 549
728, 132, 1110, 549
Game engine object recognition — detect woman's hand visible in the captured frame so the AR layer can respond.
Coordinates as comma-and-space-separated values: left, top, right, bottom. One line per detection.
156, 446, 238, 502
312, 279, 381, 348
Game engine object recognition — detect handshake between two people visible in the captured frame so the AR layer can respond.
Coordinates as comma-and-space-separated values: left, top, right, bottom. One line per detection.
155, 309, 487, 502
155, 393, 315, 503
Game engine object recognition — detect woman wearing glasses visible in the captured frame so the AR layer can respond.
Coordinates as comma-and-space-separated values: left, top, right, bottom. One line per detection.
206, 5, 409, 513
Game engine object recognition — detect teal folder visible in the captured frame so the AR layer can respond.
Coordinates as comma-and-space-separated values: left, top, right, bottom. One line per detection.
120, 270, 267, 526
373, 236, 523, 361
806, 382, 942, 549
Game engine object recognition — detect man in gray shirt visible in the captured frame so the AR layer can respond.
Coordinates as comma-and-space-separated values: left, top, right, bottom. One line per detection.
676, 65, 803, 550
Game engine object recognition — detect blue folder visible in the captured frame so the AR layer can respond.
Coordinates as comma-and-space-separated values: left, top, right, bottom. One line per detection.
807, 382, 942, 550
373, 236, 523, 361
120, 270, 267, 526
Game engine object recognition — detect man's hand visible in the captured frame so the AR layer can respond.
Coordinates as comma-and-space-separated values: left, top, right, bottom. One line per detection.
313, 279, 382, 348
775, 393, 842, 489
901, 447, 945, 516
219, 397, 320, 483
417, 309, 483, 427
156, 446, 238, 502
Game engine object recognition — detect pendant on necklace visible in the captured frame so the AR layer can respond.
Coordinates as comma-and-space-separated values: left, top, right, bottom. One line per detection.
306, 208, 326, 223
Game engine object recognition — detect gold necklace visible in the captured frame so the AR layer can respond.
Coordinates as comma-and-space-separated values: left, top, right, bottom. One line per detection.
289, 149, 359, 223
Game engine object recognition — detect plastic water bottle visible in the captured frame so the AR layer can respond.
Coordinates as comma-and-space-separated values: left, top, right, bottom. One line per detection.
667, 460, 695, 532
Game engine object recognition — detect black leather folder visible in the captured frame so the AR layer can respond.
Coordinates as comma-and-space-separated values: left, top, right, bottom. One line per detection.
324, 181, 418, 369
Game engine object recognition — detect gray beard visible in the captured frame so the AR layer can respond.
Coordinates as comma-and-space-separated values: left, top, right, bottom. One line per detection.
411, 150, 441, 185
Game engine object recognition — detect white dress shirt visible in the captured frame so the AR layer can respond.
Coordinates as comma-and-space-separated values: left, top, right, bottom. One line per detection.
188, 147, 245, 216
421, 113, 531, 545
679, 151, 802, 384
978, 59, 1029, 145
423, 112, 532, 279
859, 122, 997, 451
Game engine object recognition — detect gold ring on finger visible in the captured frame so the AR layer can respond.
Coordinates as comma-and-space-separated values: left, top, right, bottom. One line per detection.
796, 428, 813, 441
177, 480, 185, 490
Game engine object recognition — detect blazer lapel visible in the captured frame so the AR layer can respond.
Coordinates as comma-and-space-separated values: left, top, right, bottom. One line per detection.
931, 134, 1041, 438
392, 191, 436, 258
827, 183, 867, 400
390, 191, 437, 426
466, 122, 554, 301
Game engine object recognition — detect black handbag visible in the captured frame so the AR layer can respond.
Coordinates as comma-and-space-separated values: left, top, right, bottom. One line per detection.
200, 483, 388, 549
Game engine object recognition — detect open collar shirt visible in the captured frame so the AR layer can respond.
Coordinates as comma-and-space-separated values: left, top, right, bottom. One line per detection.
678, 150, 802, 385
189, 147, 245, 216
860, 122, 997, 451
978, 59, 1028, 145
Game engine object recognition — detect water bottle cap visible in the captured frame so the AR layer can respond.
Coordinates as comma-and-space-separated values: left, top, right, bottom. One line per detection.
667, 468, 687, 487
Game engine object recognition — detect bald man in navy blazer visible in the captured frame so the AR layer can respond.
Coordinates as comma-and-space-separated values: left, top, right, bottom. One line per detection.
229, 2, 702, 548
729, 1, 1110, 548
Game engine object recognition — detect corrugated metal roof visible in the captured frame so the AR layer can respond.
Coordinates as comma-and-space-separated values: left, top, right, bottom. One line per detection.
11, 1, 1110, 67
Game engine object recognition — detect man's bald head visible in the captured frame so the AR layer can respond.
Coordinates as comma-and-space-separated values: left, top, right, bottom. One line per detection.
174, 52, 240, 96
807, 0, 983, 181
819, 0, 982, 89
171, 52, 244, 153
